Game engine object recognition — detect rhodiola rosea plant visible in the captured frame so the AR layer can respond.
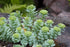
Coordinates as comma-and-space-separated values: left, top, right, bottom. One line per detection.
0, 5, 66, 47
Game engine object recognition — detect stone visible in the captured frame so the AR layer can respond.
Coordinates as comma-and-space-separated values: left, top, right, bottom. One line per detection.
43, 0, 53, 7
57, 26, 70, 47
47, 11, 70, 25
0, 45, 2, 47
43, 0, 69, 14
56, 11, 70, 25
0, 13, 9, 19
50, 2, 62, 14
50, 0, 69, 13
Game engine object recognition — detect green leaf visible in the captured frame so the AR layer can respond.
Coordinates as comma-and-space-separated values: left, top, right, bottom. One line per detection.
0, 4, 26, 13
11, 0, 21, 4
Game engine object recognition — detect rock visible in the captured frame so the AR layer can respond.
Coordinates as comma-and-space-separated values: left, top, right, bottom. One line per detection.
0, 44, 2, 47
43, 0, 53, 7
0, 13, 9, 19
50, 2, 62, 14
57, 11, 70, 25
57, 26, 70, 47
43, 0, 69, 14
66, 6, 70, 12
47, 11, 70, 25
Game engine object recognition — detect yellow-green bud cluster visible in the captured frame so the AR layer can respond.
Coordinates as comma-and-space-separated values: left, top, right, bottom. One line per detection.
46, 20, 54, 24
47, 39, 54, 45
9, 16, 16, 21
0, 20, 5, 25
16, 27, 22, 33
53, 27, 61, 32
40, 10, 48, 15
13, 33, 20, 39
58, 23, 66, 28
36, 19, 43, 23
25, 17, 30, 21
16, 27, 21, 31
41, 26, 49, 32
10, 12, 16, 16
0, 17, 6, 20
24, 31, 32, 37
36, 45, 42, 47
16, 11, 20, 14
27, 5, 35, 10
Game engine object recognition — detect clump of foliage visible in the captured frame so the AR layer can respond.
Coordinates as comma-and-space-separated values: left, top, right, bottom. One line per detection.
0, 0, 33, 5
68, 0, 70, 5
0, 5, 66, 47
0, 0, 33, 13
0, 4, 26, 13
39, 9, 48, 20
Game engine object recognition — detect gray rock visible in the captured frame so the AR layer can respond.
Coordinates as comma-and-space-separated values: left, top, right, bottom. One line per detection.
57, 27, 70, 47
43, 0, 69, 13
43, 0, 53, 6
0, 13, 9, 19
57, 11, 70, 25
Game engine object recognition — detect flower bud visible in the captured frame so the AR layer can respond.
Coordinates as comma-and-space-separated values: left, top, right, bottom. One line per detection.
0, 17, 6, 20
16, 11, 20, 14
46, 20, 54, 24
0, 20, 5, 25
16, 27, 21, 31
16, 27, 22, 33
25, 17, 30, 21
9, 16, 16, 21
41, 26, 49, 32
53, 27, 61, 32
13, 33, 20, 39
40, 10, 48, 15
47, 39, 54, 45
10, 12, 16, 16
24, 31, 32, 37
36, 19, 43, 23
36, 45, 42, 47
58, 23, 66, 28
27, 5, 36, 10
